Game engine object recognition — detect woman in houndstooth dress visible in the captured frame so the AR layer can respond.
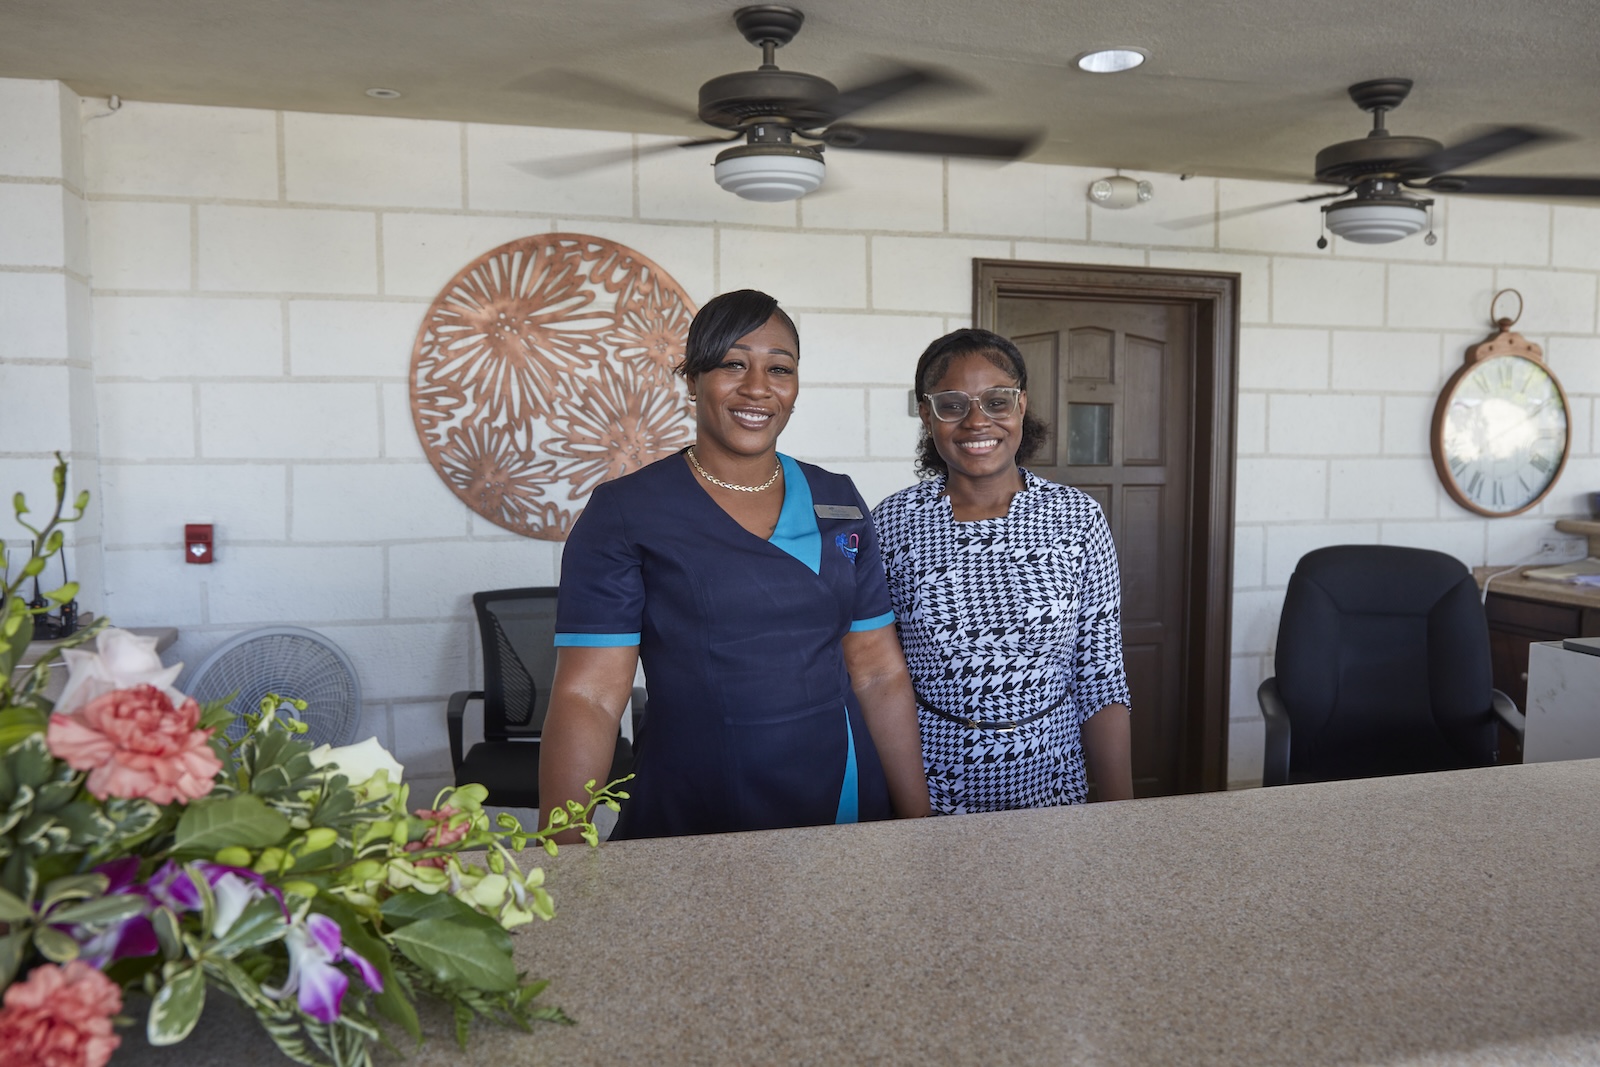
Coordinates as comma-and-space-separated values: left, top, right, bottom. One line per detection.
874, 329, 1133, 813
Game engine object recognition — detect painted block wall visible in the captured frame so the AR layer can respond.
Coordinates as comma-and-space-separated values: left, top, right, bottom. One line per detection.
0, 80, 101, 620
4, 78, 1600, 800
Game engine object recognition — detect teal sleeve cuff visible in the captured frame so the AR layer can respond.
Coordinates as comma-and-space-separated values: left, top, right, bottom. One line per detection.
849, 611, 896, 633
553, 632, 641, 648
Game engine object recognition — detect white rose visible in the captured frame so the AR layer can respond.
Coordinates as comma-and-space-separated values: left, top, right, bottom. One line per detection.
307, 736, 404, 788
54, 627, 187, 716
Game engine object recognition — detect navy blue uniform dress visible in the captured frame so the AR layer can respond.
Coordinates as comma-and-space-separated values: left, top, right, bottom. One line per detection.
554, 450, 898, 840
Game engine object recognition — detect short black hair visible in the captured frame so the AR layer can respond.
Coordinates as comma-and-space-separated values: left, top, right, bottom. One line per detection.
677, 289, 799, 380
912, 328, 1049, 478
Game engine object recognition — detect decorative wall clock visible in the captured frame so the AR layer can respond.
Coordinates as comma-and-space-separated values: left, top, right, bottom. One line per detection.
410, 234, 697, 540
1431, 289, 1569, 517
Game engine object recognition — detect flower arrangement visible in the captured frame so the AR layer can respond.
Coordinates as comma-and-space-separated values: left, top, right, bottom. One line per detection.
0, 456, 627, 1067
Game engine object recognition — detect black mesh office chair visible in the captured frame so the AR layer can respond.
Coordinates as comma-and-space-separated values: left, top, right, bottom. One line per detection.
1257, 545, 1524, 787
446, 587, 636, 808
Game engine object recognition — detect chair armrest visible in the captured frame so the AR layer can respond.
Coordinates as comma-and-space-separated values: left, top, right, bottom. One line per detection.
446, 690, 483, 774
630, 685, 648, 740
1257, 677, 1292, 787
1491, 688, 1525, 737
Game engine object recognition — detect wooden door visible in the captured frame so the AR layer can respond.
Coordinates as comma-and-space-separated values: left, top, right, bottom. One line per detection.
996, 297, 1194, 798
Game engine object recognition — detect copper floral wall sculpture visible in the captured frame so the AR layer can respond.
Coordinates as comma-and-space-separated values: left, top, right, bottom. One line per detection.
411, 234, 697, 540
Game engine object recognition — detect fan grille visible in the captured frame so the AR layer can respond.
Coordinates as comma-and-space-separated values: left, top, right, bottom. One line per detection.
183, 627, 362, 747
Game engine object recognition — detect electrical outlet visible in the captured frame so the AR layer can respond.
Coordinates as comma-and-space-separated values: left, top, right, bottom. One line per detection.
1536, 535, 1588, 563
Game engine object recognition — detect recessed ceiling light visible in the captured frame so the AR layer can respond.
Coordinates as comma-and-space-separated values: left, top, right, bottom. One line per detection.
365, 87, 403, 100
1075, 48, 1147, 74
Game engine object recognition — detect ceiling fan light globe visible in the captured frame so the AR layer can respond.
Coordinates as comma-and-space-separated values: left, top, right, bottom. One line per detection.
713, 145, 825, 201
1323, 199, 1429, 244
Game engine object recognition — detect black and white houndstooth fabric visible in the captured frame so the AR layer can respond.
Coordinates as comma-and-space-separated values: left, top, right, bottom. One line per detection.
874, 470, 1131, 813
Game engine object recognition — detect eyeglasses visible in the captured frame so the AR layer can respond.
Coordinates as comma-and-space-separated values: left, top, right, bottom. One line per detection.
923, 387, 1022, 423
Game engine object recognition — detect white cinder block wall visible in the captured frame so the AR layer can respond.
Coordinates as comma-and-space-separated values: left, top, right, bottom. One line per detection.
3, 77, 1599, 798
0, 80, 101, 612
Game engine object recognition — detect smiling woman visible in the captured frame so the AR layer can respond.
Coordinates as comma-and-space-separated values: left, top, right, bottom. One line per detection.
874, 328, 1134, 814
538, 290, 931, 841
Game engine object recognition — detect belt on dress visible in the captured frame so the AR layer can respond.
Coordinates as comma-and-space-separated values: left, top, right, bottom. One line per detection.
913, 689, 1062, 733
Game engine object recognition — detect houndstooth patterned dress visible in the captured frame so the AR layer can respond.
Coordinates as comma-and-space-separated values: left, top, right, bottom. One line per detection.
873, 470, 1131, 813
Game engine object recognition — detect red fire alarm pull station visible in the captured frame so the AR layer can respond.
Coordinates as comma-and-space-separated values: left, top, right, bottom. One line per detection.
185, 524, 214, 564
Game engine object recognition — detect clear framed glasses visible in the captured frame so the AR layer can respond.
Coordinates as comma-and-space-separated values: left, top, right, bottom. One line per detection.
923, 387, 1022, 423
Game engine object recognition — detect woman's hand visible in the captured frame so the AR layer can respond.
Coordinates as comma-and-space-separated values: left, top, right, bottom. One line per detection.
539, 645, 639, 843
1082, 703, 1133, 802
842, 626, 932, 819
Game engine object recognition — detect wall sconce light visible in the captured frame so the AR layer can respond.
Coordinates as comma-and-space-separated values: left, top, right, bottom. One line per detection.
1087, 175, 1153, 209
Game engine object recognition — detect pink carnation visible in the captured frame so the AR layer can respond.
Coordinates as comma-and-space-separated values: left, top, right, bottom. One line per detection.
0, 960, 123, 1067
47, 684, 222, 804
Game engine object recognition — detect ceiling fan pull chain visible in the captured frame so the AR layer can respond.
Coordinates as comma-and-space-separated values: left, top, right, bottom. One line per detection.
1316, 213, 1329, 250
1424, 203, 1438, 245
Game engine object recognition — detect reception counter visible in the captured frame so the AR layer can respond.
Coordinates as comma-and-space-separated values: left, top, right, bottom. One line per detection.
121, 759, 1600, 1065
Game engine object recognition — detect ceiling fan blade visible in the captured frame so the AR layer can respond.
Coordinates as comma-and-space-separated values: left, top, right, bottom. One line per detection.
513, 136, 735, 179
1418, 174, 1600, 197
820, 63, 963, 123
819, 123, 1037, 160
1159, 189, 1349, 230
506, 70, 696, 122
1402, 125, 1563, 179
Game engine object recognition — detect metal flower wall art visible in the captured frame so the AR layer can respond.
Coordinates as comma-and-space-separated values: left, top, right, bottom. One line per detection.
410, 234, 698, 540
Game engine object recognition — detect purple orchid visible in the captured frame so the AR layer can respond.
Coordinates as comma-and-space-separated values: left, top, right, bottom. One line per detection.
60, 858, 158, 968
62, 859, 293, 967
264, 912, 383, 1024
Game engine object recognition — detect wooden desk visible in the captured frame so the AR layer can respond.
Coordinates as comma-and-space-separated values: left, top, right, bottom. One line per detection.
1476, 568, 1600, 712
115, 760, 1600, 1066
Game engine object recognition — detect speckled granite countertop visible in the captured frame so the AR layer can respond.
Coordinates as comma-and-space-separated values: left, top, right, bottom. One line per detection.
117, 759, 1600, 1066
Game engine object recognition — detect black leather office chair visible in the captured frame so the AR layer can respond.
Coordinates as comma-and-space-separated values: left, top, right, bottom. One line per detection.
1257, 545, 1524, 786
446, 587, 637, 808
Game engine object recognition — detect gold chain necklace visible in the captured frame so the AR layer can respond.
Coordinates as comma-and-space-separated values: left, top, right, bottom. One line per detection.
687, 446, 782, 493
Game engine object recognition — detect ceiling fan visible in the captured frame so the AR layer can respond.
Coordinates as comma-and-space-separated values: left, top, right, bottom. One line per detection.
1172, 78, 1600, 245
519, 4, 1038, 202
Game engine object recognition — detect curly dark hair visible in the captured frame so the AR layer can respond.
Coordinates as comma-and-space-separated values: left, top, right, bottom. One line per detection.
675, 289, 799, 381
912, 328, 1049, 478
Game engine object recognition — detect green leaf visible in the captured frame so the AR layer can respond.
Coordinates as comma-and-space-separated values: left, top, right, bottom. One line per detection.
40, 872, 107, 908
40, 873, 108, 908
43, 581, 78, 605
152, 905, 184, 959
148, 964, 206, 1046
380, 891, 513, 954
20, 556, 44, 579
11, 492, 25, 518
0, 928, 28, 989
32, 922, 79, 962
173, 794, 291, 855
48, 893, 146, 926
209, 895, 289, 958
5, 733, 53, 789
329, 905, 421, 1044
0, 884, 31, 922
389, 919, 517, 992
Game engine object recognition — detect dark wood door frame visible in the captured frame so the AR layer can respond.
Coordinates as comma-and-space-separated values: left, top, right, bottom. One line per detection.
974, 260, 1240, 793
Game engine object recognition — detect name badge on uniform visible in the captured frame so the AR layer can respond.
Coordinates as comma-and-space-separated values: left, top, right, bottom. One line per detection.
814, 504, 864, 519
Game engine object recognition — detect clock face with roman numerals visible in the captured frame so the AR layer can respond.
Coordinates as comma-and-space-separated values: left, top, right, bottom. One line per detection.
1432, 354, 1568, 517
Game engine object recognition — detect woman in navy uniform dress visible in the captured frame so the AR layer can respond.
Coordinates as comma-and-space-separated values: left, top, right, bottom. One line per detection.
539, 290, 930, 840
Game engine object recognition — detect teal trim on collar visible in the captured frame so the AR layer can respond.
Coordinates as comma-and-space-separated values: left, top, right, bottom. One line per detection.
553, 632, 641, 648
769, 453, 821, 574
834, 704, 859, 825
849, 611, 896, 633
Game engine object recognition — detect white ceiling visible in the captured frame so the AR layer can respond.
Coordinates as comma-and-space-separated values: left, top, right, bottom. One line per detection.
5, 0, 1600, 190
